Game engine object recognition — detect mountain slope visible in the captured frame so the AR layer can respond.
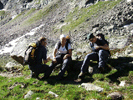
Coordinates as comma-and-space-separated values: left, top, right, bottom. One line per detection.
0, 0, 133, 65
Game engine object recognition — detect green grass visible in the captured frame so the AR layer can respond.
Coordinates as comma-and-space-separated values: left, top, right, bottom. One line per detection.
21, 2, 59, 26
0, 11, 5, 16
0, 57, 133, 100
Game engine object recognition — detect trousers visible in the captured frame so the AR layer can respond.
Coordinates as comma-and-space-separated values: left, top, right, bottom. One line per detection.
81, 49, 109, 73
45, 54, 72, 78
29, 64, 49, 75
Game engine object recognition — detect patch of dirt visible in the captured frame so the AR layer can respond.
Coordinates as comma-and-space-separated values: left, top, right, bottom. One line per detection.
0, 72, 23, 78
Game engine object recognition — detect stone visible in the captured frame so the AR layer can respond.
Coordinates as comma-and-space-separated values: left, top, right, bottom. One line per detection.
81, 83, 104, 92
5, 62, 16, 71
48, 91, 58, 97
24, 90, 34, 99
36, 97, 41, 100
127, 0, 132, 3
107, 92, 123, 100
119, 81, 126, 87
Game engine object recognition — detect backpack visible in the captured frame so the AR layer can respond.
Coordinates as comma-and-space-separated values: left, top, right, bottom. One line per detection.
96, 33, 109, 45
23, 42, 39, 65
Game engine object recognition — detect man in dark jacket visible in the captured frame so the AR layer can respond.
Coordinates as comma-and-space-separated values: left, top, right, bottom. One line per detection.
29, 37, 51, 79
78, 33, 110, 79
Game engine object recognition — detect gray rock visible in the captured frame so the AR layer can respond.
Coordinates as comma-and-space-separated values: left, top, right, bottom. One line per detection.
5, 62, 16, 70
24, 90, 34, 99
107, 92, 124, 100
81, 83, 104, 92
36, 97, 41, 100
48, 91, 58, 97
119, 81, 126, 87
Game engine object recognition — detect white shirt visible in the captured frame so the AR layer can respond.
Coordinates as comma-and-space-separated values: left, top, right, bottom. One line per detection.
55, 43, 72, 54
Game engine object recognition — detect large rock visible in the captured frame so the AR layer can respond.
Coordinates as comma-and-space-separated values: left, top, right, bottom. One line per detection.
5, 62, 16, 71
81, 83, 104, 92
10, 37, 31, 65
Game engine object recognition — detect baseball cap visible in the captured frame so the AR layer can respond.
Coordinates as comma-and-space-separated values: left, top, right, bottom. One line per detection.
87, 33, 94, 40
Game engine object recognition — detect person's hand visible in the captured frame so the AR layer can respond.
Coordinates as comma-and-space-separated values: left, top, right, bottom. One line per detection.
47, 57, 52, 62
94, 46, 100, 50
53, 58, 57, 63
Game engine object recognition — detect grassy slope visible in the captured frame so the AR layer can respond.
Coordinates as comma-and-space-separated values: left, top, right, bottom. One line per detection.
61, 0, 122, 33
0, 63, 133, 100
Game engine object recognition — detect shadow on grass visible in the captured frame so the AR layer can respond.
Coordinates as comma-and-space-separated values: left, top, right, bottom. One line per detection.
39, 57, 133, 85
107, 57, 133, 84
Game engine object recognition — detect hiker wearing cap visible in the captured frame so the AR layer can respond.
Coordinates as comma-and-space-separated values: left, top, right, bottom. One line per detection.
45, 34, 72, 80
78, 33, 110, 79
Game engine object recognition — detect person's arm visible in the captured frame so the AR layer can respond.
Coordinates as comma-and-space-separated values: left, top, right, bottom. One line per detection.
95, 44, 109, 50
42, 47, 52, 64
63, 49, 72, 60
43, 57, 51, 64
63, 43, 72, 59
99, 44, 109, 50
53, 48, 57, 59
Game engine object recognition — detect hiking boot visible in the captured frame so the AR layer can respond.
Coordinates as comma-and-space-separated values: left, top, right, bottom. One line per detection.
74, 78, 82, 82
78, 72, 86, 79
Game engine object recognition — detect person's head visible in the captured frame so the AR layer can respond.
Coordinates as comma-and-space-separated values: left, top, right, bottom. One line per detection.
60, 34, 66, 44
96, 33, 105, 40
87, 33, 97, 43
39, 37, 47, 46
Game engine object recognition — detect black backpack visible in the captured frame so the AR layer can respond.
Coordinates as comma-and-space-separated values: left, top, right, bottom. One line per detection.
23, 42, 39, 65
96, 33, 109, 45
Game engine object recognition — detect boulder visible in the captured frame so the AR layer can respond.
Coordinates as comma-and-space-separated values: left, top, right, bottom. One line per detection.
5, 62, 16, 71
81, 83, 104, 92
107, 92, 124, 100
10, 38, 30, 65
